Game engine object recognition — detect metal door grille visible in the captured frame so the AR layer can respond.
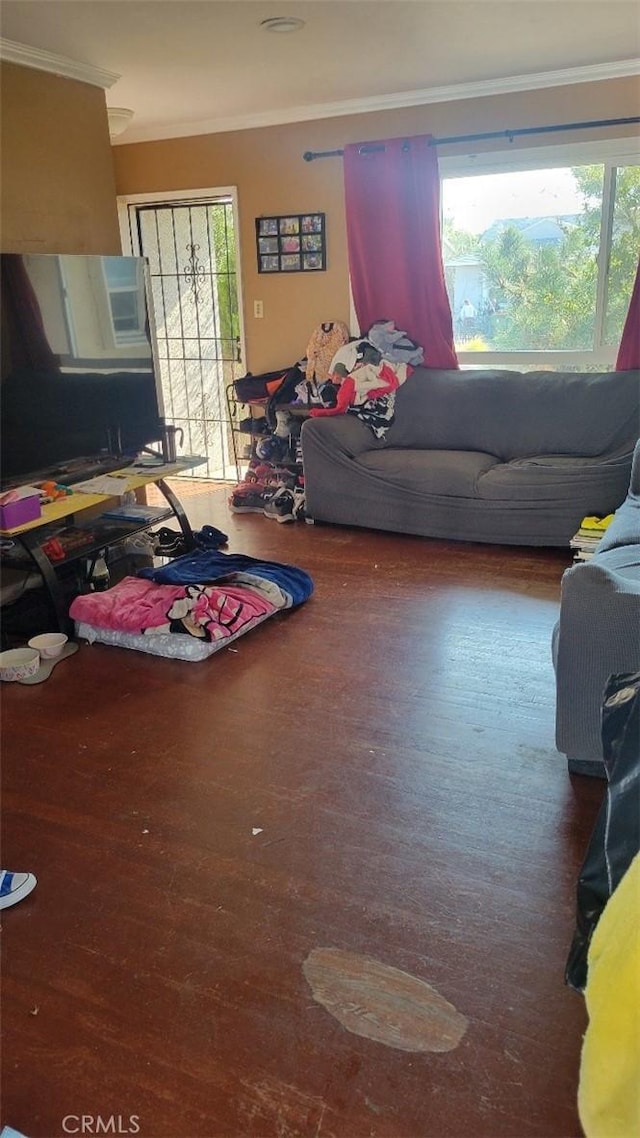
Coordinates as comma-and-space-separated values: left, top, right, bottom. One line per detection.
131, 199, 242, 479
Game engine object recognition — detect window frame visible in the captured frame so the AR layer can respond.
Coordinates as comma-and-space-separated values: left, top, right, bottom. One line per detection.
439, 136, 640, 369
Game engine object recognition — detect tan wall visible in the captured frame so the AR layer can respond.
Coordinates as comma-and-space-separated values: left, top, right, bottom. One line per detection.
1, 62, 121, 255
114, 75, 640, 373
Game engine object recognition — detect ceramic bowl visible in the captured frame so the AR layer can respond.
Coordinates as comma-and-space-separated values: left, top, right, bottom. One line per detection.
28, 632, 68, 659
0, 647, 41, 681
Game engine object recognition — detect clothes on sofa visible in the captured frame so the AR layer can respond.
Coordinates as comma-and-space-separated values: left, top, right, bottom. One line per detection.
310, 361, 410, 438
328, 339, 382, 379
305, 321, 350, 383
306, 320, 422, 438
312, 361, 407, 413
366, 320, 424, 365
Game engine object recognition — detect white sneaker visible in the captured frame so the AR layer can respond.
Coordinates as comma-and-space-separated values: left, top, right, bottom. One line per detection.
0, 870, 37, 910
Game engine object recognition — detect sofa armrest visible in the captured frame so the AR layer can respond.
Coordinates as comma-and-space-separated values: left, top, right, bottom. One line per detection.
554, 548, 640, 767
302, 414, 382, 460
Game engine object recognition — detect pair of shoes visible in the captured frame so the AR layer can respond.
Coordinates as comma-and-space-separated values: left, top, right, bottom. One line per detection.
263, 486, 306, 523
0, 870, 37, 910
245, 462, 296, 488
151, 527, 187, 556
194, 525, 228, 550
238, 416, 269, 436
229, 484, 276, 514
254, 431, 293, 464
293, 489, 307, 522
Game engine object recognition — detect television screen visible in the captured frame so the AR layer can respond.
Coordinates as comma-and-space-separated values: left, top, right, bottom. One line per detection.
0, 252, 165, 487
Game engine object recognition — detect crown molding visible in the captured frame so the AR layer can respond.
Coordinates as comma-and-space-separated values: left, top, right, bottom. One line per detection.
118, 57, 640, 145
0, 37, 119, 89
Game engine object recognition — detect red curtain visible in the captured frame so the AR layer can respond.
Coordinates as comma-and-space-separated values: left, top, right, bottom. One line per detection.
616, 256, 640, 370
344, 135, 457, 368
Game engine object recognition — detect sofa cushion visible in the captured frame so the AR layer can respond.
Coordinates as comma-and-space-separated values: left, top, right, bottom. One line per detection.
358, 448, 499, 498
383, 368, 640, 461
477, 454, 627, 503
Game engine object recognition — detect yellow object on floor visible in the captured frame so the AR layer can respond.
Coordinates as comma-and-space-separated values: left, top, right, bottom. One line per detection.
580, 514, 615, 532
578, 852, 640, 1137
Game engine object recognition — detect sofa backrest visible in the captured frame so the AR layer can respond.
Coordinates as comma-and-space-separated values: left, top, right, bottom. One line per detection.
384, 368, 640, 460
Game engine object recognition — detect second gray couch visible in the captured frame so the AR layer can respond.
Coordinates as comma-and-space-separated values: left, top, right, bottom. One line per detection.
553, 440, 640, 775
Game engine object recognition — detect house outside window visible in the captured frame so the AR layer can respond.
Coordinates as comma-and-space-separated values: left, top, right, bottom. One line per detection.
440, 138, 640, 371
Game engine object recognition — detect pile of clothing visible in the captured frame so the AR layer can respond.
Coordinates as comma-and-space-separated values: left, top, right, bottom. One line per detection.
70, 547, 313, 645
308, 320, 423, 438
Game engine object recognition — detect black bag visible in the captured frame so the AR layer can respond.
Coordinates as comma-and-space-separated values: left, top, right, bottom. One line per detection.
233, 367, 292, 404
565, 671, 640, 992
264, 362, 306, 427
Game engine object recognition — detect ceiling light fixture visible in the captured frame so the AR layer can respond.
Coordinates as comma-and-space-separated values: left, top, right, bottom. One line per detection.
108, 107, 134, 139
260, 16, 305, 33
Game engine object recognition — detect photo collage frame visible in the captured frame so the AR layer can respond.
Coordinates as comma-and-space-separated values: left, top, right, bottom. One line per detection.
256, 213, 326, 273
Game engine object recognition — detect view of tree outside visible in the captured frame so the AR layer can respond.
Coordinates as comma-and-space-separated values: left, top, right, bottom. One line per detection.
604, 165, 640, 345
209, 200, 240, 382
442, 164, 640, 358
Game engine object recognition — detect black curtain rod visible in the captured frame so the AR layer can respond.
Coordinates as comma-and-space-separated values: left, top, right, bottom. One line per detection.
302, 116, 640, 161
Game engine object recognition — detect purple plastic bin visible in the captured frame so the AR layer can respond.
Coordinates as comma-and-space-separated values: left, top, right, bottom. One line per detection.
0, 494, 42, 530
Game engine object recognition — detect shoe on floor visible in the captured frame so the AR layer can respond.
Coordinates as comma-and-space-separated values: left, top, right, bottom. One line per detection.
229, 485, 276, 513
0, 870, 37, 910
194, 525, 228, 550
151, 527, 187, 556
263, 486, 298, 523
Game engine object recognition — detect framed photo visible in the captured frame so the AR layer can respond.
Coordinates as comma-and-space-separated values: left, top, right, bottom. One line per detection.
301, 233, 322, 252
258, 236, 279, 254
279, 216, 300, 235
301, 214, 323, 233
256, 214, 326, 273
258, 217, 278, 236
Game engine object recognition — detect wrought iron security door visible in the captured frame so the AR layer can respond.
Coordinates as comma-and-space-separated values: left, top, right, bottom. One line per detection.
130, 199, 242, 479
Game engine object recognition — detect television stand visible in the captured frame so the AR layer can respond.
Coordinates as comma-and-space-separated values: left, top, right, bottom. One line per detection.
0, 457, 207, 635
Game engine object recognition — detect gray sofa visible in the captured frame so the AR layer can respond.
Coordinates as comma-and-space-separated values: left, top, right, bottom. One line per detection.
553, 439, 640, 776
302, 367, 640, 546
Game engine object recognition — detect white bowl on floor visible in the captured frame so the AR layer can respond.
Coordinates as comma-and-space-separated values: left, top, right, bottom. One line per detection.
28, 632, 68, 659
0, 647, 41, 681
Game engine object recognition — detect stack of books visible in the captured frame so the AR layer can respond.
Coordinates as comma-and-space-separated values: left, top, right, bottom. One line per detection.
101, 504, 169, 523
569, 514, 614, 562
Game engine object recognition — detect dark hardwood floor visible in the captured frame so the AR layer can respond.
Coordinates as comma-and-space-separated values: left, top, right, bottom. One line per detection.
1, 484, 604, 1138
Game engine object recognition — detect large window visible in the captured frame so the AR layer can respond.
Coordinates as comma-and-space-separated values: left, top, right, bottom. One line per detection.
440, 140, 639, 369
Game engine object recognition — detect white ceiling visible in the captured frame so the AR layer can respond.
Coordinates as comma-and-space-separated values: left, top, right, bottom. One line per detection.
1, 1, 639, 144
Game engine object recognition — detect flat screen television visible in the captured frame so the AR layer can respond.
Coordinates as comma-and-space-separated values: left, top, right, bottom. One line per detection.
0, 252, 165, 488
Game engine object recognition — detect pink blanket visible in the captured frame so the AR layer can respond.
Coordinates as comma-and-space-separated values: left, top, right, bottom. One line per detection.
70, 576, 275, 641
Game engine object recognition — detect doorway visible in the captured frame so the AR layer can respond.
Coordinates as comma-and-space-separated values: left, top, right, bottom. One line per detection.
118, 189, 245, 479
